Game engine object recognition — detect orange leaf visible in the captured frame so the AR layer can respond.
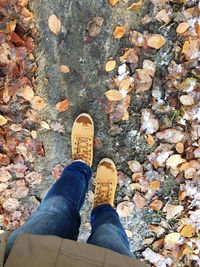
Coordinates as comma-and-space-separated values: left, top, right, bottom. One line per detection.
59, 65, 70, 73
109, 0, 119, 6
146, 134, 155, 146
113, 26, 126, 39
180, 225, 195, 237
176, 22, 190, 35
150, 180, 160, 190
149, 199, 163, 211
104, 90, 123, 101
48, 14, 61, 35
155, 9, 170, 24
147, 34, 166, 49
127, 0, 143, 11
56, 99, 70, 112
105, 60, 116, 72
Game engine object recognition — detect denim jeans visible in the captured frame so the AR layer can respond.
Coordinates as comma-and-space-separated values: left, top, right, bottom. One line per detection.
4, 161, 132, 263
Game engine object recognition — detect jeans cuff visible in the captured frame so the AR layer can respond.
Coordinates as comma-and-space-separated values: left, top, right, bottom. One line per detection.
91, 204, 114, 224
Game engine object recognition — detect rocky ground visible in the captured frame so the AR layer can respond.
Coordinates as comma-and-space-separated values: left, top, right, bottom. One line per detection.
0, 0, 200, 266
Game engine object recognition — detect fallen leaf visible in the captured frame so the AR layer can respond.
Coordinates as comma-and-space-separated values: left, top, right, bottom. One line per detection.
128, 160, 143, 172
176, 22, 190, 35
180, 224, 195, 237
163, 204, 184, 220
40, 121, 50, 129
52, 164, 65, 180
0, 154, 10, 166
129, 31, 146, 47
149, 199, 163, 211
19, 85, 34, 101
113, 26, 126, 39
164, 233, 180, 248
150, 180, 161, 190
182, 38, 200, 60
1, 198, 20, 212
179, 95, 194, 106
50, 121, 65, 133
127, 0, 143, 11
146, 134, 155, 146
109, 0, 119, 6
48, 14, 61, 35
133, 191, 146, 208
147, 34, 166, 49
156, 129, 184, 143
155, 9, 170, 24
176, 142, 184, 154
119, 48, 139, 64
143, 60, 156, 77
105, 60, 116, 72
132, 172, 143, 181
86, 17, 104, 37
166, 154, 186, 169
55, 99, 70, 112
31, 96, 46, 110
125, 229, 133, 238
119, 77, 133, 92
149, 224, 165, 235
59, 65, 70, 73
142, 248, 173, 267
0, 115, 7, 126
104, 90, 123, 101
116, 201, 135, 217
141, 109, 159, 134
6, 20, 16, 33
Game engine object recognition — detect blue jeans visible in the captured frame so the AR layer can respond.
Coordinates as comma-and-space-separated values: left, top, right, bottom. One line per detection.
4, 161, 132, 262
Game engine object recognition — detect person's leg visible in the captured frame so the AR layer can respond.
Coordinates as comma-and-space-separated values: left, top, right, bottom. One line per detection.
87, 204, 133, 258
4, 161, 92, 262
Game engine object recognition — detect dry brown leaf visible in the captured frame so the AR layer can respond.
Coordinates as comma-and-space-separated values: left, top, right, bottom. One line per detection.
104, 90, 123, 101
128, 160, 143, 172
105, 60, 116, 72
59, 65, 70, 73
48, 14, 61, 35
155, 9, 170, 24
19, 85, 34, 101
6, 20, 16, 33
163, 204, 184, 220
0, 115, 8, 126
55, 99, 70, 112
149, 199, 163, 211
109, 0, 119, 6
147, 34, 166, 49
113, 26, 126, 39
180, 224, 195, 237
143, 60, 156, 77
176, 22, 190, 35
150, 180, 161, 190
129, 31, 146, 47
127, 0, 143, 11
156, 129, 184, 143
31, 96, 46, 110
182, 38, 200, 60
149, 224, 165, 235
133, 191, 146, 208
166, 154, 186, 169
132, 172, 143, 181
86, 17, 104, 37
119, 77, 133, 92
119, 48, 139, 64
179, 95, 194, 106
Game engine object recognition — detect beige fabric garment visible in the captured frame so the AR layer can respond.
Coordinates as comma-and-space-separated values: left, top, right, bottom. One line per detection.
2, 233, 147, 267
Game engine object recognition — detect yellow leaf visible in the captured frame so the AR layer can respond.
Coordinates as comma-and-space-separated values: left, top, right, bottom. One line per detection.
109, 0, 119, 6
105, 60, 116, 72
180, 225, 195, 237
48, 14, 61, 35
166, 154, 186, 169
176, 22, 190, 35
19, 85, 34, 101
31, 96, 46, 110
150, 180, 160, 190
55, 99, 70, 112
119, 77, 133, 92
127, 0, 143, 11
105, 90, 123, 101
147, 34, 166, 49
113, 26, 126, 39
0, 115, 7, 126
59, 65, 70, 73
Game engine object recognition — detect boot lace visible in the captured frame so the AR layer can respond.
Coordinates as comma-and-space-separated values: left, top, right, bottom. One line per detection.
94, 182, 113, 206
72, 137, 91, 164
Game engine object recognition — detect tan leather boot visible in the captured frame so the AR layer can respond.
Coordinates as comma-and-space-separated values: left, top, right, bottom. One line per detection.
71, 113, 94, 167
93, 158, 117, 208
